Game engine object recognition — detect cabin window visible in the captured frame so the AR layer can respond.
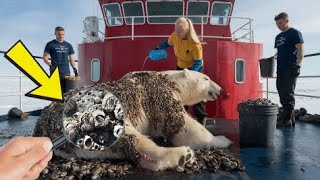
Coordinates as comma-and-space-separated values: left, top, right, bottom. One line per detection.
146, 0, 184, 24
122, 1, 145, 25
187, 1, 210, 24
103, 3, 123, 26
210, 2, 232, 25
91, 59, 100, 82
235, 59, 245, 83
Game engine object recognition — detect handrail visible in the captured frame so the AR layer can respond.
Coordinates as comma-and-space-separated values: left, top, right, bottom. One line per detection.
90, 15, 253, 42
264, 53, 320, 100
0, 50, 79, 62
0, 74, 24, 109
264, 91, 320, 99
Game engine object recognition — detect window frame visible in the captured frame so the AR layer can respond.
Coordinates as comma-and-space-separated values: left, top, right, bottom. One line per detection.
102, 3, 124, 27
235, 59, 245, 84
121, 1, 145, 25
210, 1, 233, 26
186, 0, 210, 24
146, 0, 185, 24
91, 58, 100, 82
258, 63, 264, 83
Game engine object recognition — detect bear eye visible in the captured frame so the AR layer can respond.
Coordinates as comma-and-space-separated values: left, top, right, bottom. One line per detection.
204, 77, 209, 81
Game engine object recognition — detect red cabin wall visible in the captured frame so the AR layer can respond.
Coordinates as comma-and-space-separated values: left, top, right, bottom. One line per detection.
79, 39, 263, 120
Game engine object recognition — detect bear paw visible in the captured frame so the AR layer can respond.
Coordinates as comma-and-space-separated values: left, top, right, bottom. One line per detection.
177, 146, 195, 167
214, 135, 232, 148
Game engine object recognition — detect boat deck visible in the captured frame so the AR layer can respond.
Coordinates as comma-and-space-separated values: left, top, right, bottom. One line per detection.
0, 113, 319, 180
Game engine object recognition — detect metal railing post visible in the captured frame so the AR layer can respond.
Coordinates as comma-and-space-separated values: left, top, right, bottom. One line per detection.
19, 71, 22, 110
249, 18, 253, 42
201, 16, 204, 41
131, 17, 134, 40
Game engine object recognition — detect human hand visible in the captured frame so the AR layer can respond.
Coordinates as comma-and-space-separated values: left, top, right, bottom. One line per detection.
292, 65, 301, 77
268, 56, 275, 60
0, 137, 53, 180
73, 67, 79, 77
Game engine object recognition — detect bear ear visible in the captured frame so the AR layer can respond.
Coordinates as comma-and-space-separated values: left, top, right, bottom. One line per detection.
183, 68, 191, 78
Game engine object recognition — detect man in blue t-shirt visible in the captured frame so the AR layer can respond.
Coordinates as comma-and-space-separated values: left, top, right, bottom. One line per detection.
272, 12, 304, 127
43, 26, 79, 93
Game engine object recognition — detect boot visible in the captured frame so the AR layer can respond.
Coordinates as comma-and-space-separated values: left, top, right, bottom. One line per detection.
291, 112, 296, 126
283, 110, 293, 128
277, 110, 285, 127
198, 117, 207, 127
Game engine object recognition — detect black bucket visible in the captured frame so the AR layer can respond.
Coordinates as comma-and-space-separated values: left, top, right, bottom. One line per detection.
238, 103, 278, 147
65, 76, 80, 92
259, 58, 275, 77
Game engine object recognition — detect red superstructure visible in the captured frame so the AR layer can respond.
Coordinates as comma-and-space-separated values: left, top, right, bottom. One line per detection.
78, 0, 263, 120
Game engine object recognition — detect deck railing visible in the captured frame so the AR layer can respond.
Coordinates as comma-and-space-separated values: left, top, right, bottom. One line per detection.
264, 53, 320, 100
84, 15, 254, 42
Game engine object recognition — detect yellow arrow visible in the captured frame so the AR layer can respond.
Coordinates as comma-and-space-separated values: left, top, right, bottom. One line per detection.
4, 40, 63, 102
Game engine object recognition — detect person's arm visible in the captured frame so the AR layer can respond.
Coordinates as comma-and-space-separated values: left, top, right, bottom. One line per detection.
68, 44, 79, 77
293, 30, 304, 66
43, 43, 51, 66
69, 54, 76, 69
191, 44, 203, 71
156, 40, 171, 49
43, 52, 51, 66
156, 33, 174, 49
295, 43, 304, 66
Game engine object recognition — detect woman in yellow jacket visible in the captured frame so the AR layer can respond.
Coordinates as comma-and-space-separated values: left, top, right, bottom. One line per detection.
156, 17, 207, 126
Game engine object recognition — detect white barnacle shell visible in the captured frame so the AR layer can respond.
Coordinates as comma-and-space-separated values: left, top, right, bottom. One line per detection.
101, 93, 117, 112
114, 103, 124, 120
113, 124, 124, 138
91, 110, 107, 127
91, 142, 101, 151
83, 135, 94, 150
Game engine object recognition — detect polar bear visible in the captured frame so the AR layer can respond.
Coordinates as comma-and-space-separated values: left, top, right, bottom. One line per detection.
33, 69, 232, 171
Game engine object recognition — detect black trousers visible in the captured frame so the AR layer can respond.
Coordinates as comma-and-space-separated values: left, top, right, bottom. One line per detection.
276, 67, 299, 112
50, 66, 70, 94
176, 66, 208, 120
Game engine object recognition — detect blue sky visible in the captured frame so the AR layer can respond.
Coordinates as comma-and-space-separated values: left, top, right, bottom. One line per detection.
0, 0, 319, 76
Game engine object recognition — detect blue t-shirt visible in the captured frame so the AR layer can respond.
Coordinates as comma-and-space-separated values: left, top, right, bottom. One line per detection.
44, 40, 74, 74
274, 28, 304, 70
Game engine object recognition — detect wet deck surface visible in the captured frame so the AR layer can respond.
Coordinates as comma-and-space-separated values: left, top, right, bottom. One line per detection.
1, 114, 319, 180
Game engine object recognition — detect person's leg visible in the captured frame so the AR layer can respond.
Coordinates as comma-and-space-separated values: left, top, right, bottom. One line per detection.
60, 73, 70, 94
193, 101, 208, 126
50, 65, 66, 94
192, 66, 208, 126
276, 71, 285, 125
277, 69, 297, 127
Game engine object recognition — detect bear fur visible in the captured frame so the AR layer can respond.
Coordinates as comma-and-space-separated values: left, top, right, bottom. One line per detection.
33, 69, 232, 171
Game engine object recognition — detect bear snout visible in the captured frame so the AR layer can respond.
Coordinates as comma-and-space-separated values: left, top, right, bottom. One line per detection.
208, 88, 223, 100
208, 91, 217, 99
219, 89, 224, 95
